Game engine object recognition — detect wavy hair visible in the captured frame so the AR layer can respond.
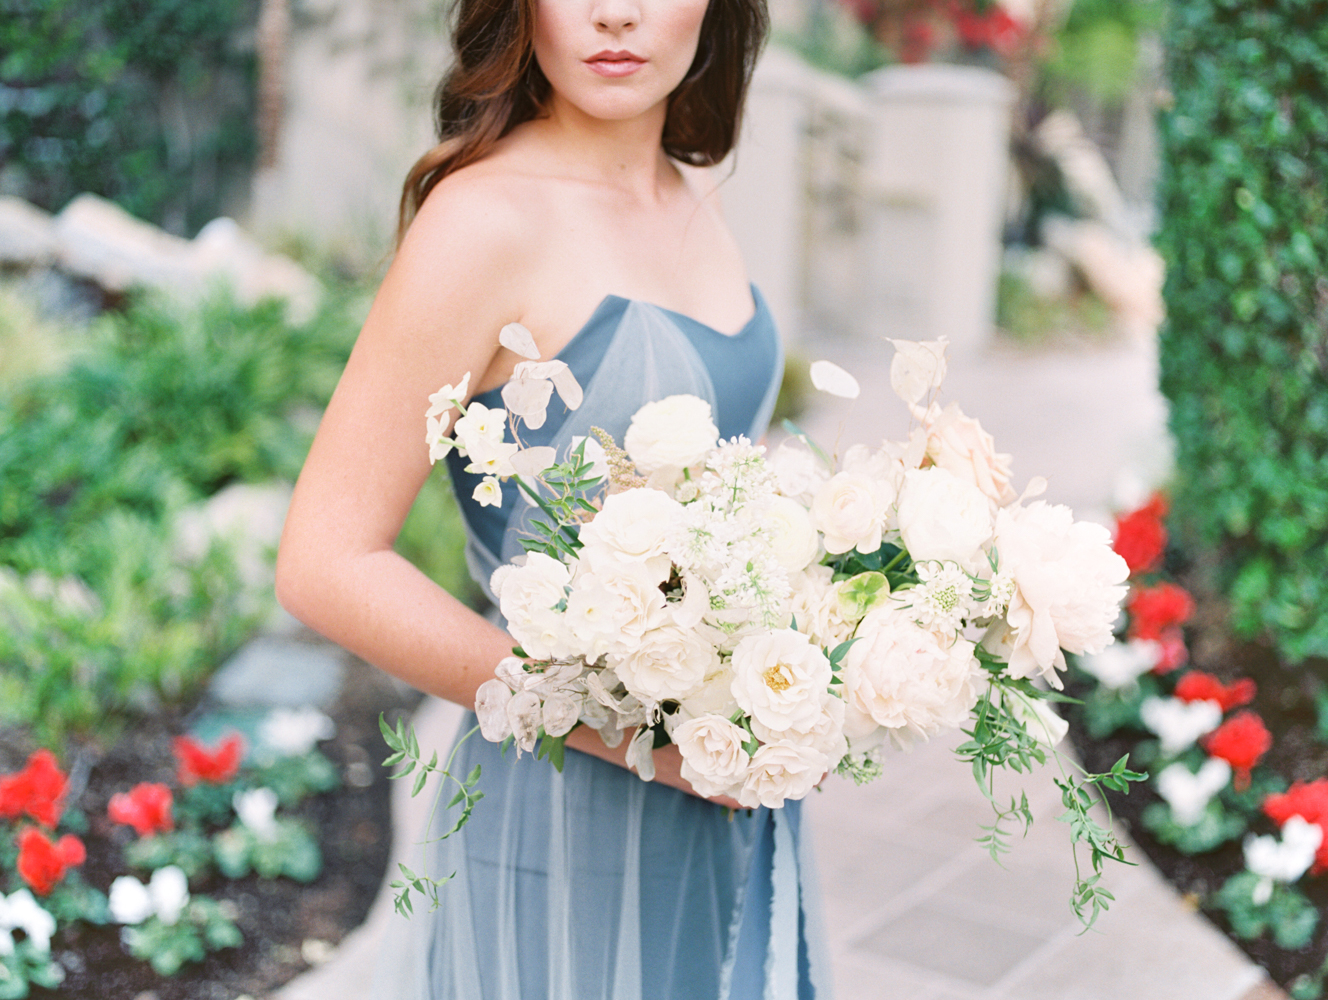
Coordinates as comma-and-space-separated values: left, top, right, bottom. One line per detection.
397, 0, 769, 242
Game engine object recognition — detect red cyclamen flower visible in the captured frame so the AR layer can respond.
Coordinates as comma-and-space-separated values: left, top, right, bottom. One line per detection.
1174, 671, 1257, 713
107, 782, 175, 838
1128, 582, 1196, 643
0, 750, 69, 828
16, 827, 86, 896
1113, 493, 1169, 576
173, 733, 244, 786
1202, 711, 1272, 790
1264, 780, 1328, 874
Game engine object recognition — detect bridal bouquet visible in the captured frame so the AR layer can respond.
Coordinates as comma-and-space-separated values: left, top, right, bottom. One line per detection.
389, 326, 1145, 926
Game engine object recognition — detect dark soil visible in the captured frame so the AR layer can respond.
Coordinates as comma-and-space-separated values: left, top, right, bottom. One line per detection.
1065, 569, 1328, 994
2, 651, 419, 1000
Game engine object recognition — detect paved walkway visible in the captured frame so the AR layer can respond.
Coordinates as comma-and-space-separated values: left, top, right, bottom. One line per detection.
272, 330, 1282, 1000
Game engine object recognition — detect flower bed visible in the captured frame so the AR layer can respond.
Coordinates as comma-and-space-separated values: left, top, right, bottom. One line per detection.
1066, 495, 1328, 998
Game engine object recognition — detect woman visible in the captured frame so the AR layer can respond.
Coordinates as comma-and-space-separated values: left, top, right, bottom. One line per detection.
275, 0, 831, 992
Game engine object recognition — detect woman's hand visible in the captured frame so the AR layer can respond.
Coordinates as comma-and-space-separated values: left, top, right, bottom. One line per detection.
563, 726, 743, 811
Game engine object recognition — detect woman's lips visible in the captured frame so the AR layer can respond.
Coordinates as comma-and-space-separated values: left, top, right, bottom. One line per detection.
585, 50, 645, 77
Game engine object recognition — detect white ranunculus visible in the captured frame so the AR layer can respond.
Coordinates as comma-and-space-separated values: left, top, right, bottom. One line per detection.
752, 692, 848, 764
507, 690, 544, 753
916, 401, 1015, 505
0, 890, 57, 952
148, 866, 191, 927
1006, 692, 1069, 747
811, 472, 892, 556
541, 692, 581, 738
234, 788, 280, 843
577, 488, 683, 581
993, 501, 1130, 686
611, 625, 718, 705
108, 876, 155, 925
1140, 696, 1223, 755
475, 679, 515, 741
1077, 639, 1161, 690
788, 565, 855, 650
674, 715, 751, 798
495, 552, 573, 660
768, 438, 829, 503
737, 741, 828, 809
842, 606, 982, 739
260, 706, 336, 757
1156, 759, 1231, 826
623, 395, 719, 475
896, 467, 994, 570
731, 629, 832, 734
764, 495, 820, 573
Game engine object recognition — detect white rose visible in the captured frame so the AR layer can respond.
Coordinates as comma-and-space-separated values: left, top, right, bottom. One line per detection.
610, 624, 718, 704
788, 565, 855, 650
568, 561, 668, 658
475, 678, 514, 741
752, 692, 848, 764
541, 692, 581, 737
764, 495, 820, 573
623, 395, 719, 474
917, 401, 1015, 505
843, 606, 982, 739
674, 715, 751, 798
811, 472, 891, 556
896, 467, 994, 570
768, 438, 829, 503
993, 501, 1130, 686
678, 659, 740, 719
737, 741, 828, 809
108, 877, 154, 925
731, 629, 832, 734
577, 488, 683, 581
495, 553, 573, 660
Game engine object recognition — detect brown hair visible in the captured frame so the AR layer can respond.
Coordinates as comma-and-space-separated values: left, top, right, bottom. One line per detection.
397, 0, 769, 242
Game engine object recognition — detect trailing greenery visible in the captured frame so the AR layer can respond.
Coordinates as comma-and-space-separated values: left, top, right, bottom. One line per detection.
0, 0, 258, 233
1156, 0, 1328, 663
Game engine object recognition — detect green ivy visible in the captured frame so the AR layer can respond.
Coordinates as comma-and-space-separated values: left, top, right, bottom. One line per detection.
0, 0, 258, 234
1156, 0, 1328, 664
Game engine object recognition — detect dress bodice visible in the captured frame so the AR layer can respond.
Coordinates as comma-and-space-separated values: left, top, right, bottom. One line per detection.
446, 286, 784, 588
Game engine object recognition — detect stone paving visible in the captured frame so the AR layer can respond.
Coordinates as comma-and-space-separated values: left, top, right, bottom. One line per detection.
272, 329, 1284, 1000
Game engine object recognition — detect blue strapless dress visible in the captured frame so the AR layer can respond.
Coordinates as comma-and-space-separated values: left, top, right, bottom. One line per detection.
378, 288, 833, 1000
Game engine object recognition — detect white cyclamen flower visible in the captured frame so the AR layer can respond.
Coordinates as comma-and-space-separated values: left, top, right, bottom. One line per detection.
842, 606, 982, 740
763, 495, 820, 573
1244, 817, 1324, 905
896, 467, 994, 571
475, 678, 515, 741
234, 788, 281, 843
260, 706, 336, 757
611, 624, 718, 705
148, 866, 191, 927
108, 876, 155, 925
811, 472, 892, 556
1156, 759, 1232, 826
991, 501, 1130, 687
738, 741, 828, 809
1077, 639, 1162, 690
577, 488, 684, 582
494, 553, 573, 660
0, 889, 57, 953
673, 715, 752, 798
730, 629, 833, 734
1140, 696, 1223, 756
623, 395, 718, 475
899, 561, 976, 635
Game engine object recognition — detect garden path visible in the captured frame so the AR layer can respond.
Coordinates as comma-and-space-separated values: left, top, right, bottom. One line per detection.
270, 329, 1285, 1000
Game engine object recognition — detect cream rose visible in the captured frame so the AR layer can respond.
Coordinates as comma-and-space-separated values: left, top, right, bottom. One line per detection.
678, 659, 740, 719
788, 565, 855, 650
673, 715, 751, 798
918, 401, 1015, 505
752, 692, 848, 764
992, 501, 1130, 686
623, 395, 719, 474
895, 466, 994, 570
577, 488, 683, 581
811, 472, 892, 556
764, 494, 820, 572
737, 741, 828, 809
730, 629, 832, 734
610, 624, 718, 704
494, 553, 573, 660
563, 559, 669, 661
842, 606, 982, 738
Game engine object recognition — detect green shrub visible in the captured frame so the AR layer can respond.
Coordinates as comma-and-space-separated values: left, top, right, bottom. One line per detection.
1156, 0, 1328, 663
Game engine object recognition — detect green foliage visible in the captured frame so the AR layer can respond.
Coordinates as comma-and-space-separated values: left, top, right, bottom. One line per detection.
212, 819, 322, 883
1289, 952, 1328, 1000
1079, 675, 1157, 739
995, 270, 1112, 345
0, 939, 65, 998
124, 831, 216, 881
1213, 870, 1320, 951
0, 0, 258, 234
776, 8, 889, 81
251, 751, 341, 810
1043, 0, 1163, 104
1141, 799, 1247, 854
1157, 0, 1328, 663
120, 896, 243, 976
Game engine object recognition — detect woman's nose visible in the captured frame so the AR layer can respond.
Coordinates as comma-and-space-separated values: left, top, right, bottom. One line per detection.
591, 0, 639, 32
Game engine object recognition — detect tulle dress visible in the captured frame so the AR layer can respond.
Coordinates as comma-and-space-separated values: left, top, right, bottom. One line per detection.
375, 288, 834, 1000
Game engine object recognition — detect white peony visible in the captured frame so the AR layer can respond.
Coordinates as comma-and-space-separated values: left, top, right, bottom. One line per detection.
842, 606, 982, 739
1156, 759, 1231, 826
610, 624, 718, 705
623, 395, 719, 475
992, 501, 1130, 686
1140, 696, 1222, 755
494, 553, 573, 660
738, 741, 828, 808
731, 629, 833, 734
896, 467, 994, 570
764, 494, 820, 573
475, 679, 515, 741
788, 565, 855, 650
811, 472, 892, 556
916, 401, 1015, 505
577, 488, 683, 581
673, 715, 751, 798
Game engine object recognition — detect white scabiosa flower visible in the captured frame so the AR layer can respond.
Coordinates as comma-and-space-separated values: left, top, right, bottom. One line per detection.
897, 561, 976, 635
731, 630, 832, 734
